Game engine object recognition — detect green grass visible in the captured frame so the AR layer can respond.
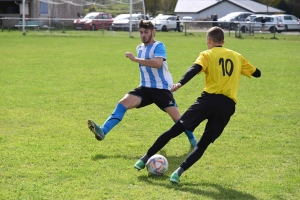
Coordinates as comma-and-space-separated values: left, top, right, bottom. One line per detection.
0, 30, 299, 199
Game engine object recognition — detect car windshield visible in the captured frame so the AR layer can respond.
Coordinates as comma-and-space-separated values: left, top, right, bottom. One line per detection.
114, 15, 139, 20
84, 13, 97, 19
155, 16, 169, 21
222, 13, 240, 18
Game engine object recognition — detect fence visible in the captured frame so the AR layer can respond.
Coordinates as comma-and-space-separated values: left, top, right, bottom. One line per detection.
1, 17, 298, 38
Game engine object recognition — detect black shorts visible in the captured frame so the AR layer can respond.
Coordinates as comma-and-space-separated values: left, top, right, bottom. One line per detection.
180, 92, 236, 142
128, 86, 177, 110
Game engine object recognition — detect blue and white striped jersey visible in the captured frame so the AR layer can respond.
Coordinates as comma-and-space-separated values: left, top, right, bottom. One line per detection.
136, 41, 173, 90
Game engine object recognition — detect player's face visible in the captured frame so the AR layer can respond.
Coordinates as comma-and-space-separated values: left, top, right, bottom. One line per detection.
139, 28, 154, 45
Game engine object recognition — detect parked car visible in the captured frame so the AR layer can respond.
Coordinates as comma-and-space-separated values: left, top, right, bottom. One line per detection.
152, 14, 183, 32
272, 14, 300, 31
245, 14, 269, 22
239, 16, 285, 33
111, 14, 148, 31
218, 12, 253, 29
73, 12, 113, 31
182, 16, 193, 22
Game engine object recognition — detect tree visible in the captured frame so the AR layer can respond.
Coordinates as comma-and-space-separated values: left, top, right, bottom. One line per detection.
144, 0, 160, 16
253, 0, 300, 17
144, 0, 177, 16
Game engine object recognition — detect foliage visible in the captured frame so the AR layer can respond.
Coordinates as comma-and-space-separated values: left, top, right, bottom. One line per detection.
88, 4, 97, 12
254, 0, 300, 17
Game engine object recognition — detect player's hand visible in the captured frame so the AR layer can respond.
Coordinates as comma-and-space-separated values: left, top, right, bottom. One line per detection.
125, 52, 136, 61
170, 83, 182, 92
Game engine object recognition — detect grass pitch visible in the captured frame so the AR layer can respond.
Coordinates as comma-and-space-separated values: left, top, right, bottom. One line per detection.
0, 30, 299, 199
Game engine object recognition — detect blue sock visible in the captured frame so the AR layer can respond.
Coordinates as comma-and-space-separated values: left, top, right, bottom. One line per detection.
184, 129, 195, 140
102, 103, 127, 135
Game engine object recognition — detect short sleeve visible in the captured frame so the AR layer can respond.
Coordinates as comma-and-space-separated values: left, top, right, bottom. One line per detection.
154, 42, 166, 60
195, 52, 208, 73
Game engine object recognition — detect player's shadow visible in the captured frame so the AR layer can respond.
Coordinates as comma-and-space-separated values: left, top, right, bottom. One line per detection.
134, 149, 256, 199
137, 176, 257, 199
91, 150, 256, 199
91, 147, 194, 168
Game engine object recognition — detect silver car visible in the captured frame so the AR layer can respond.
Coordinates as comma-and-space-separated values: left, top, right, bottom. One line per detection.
272, 14, 300, 31
239, 16, 285, 33
152, 14, 183, 32
111, 14, 148, 31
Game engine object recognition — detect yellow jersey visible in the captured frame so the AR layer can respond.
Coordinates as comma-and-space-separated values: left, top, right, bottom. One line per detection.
195, 47, 257, 103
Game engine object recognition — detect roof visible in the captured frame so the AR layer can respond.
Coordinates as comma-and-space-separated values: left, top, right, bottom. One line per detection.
175, 0, 285, 13
175, 0, 218, 13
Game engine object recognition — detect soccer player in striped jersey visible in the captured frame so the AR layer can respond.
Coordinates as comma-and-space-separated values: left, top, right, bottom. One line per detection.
88, 20, 197, 148
134, 26, 261, 183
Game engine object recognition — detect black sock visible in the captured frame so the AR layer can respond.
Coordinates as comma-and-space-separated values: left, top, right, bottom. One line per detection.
140, 154, 149, 163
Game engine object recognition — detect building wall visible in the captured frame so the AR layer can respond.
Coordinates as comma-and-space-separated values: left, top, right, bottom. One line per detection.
30, 0, 83, 19
177, 1, 251, 20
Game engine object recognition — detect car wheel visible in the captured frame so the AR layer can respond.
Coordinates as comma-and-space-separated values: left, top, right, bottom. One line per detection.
179, 25, 183, 32
91, 24, 96, 31
230, 24, 236, 30
162, 25, 167, 32
241, 26, 247, 33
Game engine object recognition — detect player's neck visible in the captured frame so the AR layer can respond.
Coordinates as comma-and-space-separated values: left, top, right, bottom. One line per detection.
143, 40, 155, 46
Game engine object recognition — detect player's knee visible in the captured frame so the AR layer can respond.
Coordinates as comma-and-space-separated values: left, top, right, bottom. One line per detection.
197, 135, 212, 149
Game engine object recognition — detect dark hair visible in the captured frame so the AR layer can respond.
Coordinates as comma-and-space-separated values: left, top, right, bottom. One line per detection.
138, 20, 154, 30
207, 27, 224, 43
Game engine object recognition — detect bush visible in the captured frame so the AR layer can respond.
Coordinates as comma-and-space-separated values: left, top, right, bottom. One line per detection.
88, 5, 97, 12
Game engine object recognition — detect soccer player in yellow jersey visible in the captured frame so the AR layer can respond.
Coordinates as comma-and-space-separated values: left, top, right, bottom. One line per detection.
134, 26, 261, 183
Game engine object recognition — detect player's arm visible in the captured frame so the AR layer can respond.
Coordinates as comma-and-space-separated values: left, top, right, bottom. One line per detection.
125, 52, 163, 68
252, 68, 261, 78
170, 64, 202, 92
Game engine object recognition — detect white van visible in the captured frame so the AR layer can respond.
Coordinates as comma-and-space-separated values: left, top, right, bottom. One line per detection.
239, 16, 285, 33
272, 14, 300, 31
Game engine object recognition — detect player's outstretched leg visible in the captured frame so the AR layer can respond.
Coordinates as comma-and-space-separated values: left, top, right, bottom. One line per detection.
101, 103, 127, 134
88, 103, 127, 141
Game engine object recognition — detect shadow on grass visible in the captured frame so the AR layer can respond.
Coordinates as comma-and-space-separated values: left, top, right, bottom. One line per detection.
137, 175, 257, 199
91, 147, 193, 169
91, 149, 256, 199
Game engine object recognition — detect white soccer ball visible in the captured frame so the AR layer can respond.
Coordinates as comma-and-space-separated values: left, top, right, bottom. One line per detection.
146, 154, 168, 175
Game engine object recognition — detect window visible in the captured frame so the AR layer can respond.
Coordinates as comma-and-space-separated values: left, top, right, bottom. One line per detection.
40, 2, 48, 15
96, 15, 103, 19
291, 16, 298, 21
284, 16, 292, 20
0, 2, 20, 14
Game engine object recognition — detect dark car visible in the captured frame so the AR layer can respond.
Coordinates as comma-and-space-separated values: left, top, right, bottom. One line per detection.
218, 12, 253, 30
73, 12, 113, 30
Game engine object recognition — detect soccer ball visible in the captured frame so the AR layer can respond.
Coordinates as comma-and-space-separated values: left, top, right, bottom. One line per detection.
146, 154, 168, 175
